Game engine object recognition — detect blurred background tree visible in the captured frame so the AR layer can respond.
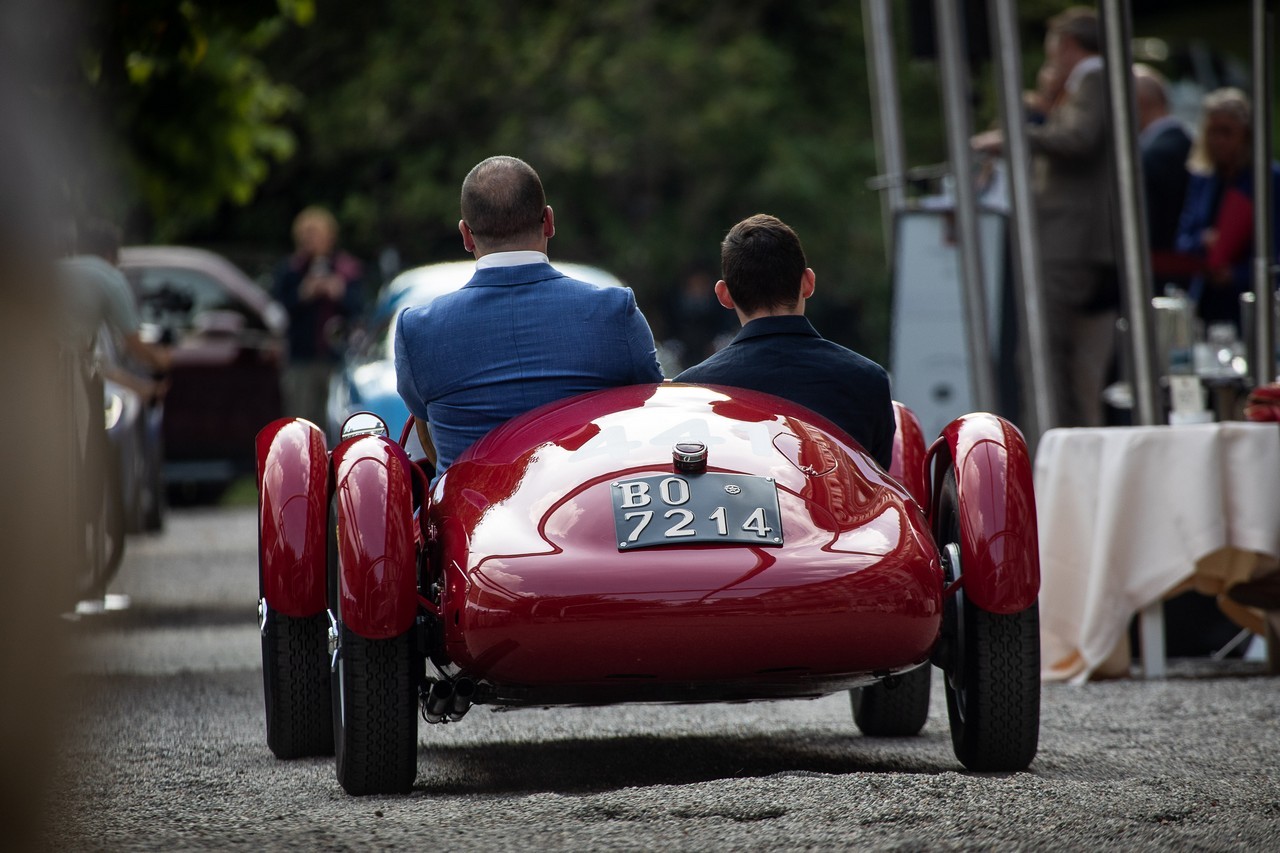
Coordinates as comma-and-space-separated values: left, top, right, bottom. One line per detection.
44, 0, 1266, 364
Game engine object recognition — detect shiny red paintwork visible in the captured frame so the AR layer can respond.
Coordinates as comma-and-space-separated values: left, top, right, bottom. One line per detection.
927, 413, 1040, 615
890, 402, 928, 507
256, 418, 328, 617
331, 435, 419, 639
426, 384, 943, 704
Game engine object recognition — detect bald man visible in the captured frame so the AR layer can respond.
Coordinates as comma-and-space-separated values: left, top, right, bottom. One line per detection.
394, 156, 664, 475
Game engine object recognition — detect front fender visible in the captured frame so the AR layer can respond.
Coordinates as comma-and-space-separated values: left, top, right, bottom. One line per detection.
331, 434, 417, 639
257, 418, 329, 617
927, 413, 1039, 614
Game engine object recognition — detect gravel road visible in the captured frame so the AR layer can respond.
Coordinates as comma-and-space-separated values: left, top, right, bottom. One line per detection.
35, 507, 1280, 851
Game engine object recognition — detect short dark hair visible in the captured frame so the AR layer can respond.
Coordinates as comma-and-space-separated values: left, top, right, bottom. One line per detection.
1048, 7, 1099, 55
460, 156, 546, 244
720, 214, 807, 315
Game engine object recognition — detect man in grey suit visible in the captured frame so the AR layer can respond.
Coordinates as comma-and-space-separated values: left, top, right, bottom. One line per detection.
976, 7, 1118, 427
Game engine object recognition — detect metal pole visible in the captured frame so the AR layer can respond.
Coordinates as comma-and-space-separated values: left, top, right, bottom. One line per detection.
1253, 0, 1276, 386
933, 0, 997, 412
863, 0, 908, 256
1099, 0, 1162, 427
987, 0, 1055, 439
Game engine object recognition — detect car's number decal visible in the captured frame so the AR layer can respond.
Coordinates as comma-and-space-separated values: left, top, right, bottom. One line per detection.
611, 473, 783, 550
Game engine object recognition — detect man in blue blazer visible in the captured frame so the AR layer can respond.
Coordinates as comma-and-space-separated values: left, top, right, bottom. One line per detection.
675, 214, 895, 470
395, 155, 664, 475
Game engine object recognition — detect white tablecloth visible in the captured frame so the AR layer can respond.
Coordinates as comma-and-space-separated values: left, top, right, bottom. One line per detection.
1034, 422, 1280, 682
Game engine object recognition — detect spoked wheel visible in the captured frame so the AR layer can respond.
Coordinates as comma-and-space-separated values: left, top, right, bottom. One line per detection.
850, 664, 932, 737
935, 467, 1040, 772
260, 605, 335, 758
329, 497, 419, 795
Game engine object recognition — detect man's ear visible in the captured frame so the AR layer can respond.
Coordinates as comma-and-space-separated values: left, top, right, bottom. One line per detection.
459, 219, 476, 254
800, 268, 816, 300
542, 205, 555, 240
713, 279, 735, 310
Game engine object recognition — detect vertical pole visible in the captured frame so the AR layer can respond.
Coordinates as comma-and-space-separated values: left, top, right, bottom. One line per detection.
1099, 0, 1165, 679
863, 0, 908, 256
987, 0, 1055, 440
1099, 0, 1162, 428
933, 0, 997, 411
1253, 0, 1276, 386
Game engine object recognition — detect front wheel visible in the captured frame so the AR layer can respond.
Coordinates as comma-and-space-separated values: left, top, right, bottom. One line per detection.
261, 607, 334, 759
331, 624, 419, 795
935, 467, 1040, 772
850, 664, 932, 737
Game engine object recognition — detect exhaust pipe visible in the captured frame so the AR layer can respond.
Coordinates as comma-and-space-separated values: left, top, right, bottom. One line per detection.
447, 678, 475, 721
423, 680, 454, 724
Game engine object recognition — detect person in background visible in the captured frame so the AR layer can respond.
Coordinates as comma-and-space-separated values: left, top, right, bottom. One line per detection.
1134, 65, 1193, 293
1173, 87, 1280, 330
273, 206, 363, 428
675, 213, 895, 470
394, 155, 664, 476
974, 6, 1118, 428
59, 218, 170, 401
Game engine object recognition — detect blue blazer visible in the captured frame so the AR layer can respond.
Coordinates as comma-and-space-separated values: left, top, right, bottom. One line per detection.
395, 263, 663, 473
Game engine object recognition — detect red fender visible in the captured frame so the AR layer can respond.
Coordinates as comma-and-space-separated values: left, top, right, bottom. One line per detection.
256, 418, 329, 617
926, 413, 1039, 615
890, 401, 928, 508
331, 434, 417, 639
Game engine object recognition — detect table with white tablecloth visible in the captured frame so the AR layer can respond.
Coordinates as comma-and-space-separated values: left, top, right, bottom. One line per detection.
1034, 422, 1280, 682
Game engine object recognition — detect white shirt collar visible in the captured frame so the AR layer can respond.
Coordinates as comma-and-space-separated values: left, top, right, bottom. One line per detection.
1065, 54, 1103, 95
1139, 114, 1188, 150
474, 250, 549, 270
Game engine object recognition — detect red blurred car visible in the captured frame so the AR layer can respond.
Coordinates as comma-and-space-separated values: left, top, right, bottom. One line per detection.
257, 384, 1042, 795
119, 246, 287, 488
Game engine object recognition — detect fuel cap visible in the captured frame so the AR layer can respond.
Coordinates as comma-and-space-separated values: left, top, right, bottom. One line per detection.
673, 441, 708, 474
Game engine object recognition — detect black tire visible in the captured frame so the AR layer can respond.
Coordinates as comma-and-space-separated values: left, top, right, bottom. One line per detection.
934, 466, 1040, 772
329, 494, 419, 795
261, 609, 334, 759
850, 664, 932, 737
331, 625, 419, 795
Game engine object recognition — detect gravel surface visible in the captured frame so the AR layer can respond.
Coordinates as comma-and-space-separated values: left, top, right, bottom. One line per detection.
35, 508, 1280, 851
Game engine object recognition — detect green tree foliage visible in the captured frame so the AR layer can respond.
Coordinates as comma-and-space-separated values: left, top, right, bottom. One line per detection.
245, 0, 903, 355
57, 0, 311, 238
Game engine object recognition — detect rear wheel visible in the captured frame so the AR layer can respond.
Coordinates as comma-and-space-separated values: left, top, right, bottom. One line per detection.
935, 467, 1040, 772
331, 625, 419, 795
850, 664, 932, 737
261, 607, 334, 758
329, 495, 419, 795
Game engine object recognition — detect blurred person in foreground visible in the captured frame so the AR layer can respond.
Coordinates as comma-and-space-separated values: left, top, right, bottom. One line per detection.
674, 214, 894, 470
394, 155, 664, 477
1173, 87, 1280, 330
273, 206, 363, 428
974, 7, 1118, 428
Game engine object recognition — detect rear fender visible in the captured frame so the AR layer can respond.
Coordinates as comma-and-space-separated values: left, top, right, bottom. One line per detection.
331, 434, 417, 639
256, 418, 329, 617
926, 413, 1039, 614
890, 401, 928, 507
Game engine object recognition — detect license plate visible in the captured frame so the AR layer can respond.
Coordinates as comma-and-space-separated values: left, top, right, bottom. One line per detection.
610, 473, 783, 550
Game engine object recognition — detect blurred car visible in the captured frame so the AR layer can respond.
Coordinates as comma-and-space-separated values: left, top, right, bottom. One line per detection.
97, 326, 165, 534
118, 246, 287, 487
325, 260, 628, 455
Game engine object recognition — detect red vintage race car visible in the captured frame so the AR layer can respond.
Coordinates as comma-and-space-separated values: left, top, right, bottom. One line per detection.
256, 383, 1040, 795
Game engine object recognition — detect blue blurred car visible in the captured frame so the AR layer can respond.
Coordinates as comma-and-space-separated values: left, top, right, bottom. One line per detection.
325, 260, 627, 456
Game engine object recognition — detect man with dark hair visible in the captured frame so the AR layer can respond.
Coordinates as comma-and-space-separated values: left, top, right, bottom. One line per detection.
395, 155, 664, 475
675, 214, 894, 469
